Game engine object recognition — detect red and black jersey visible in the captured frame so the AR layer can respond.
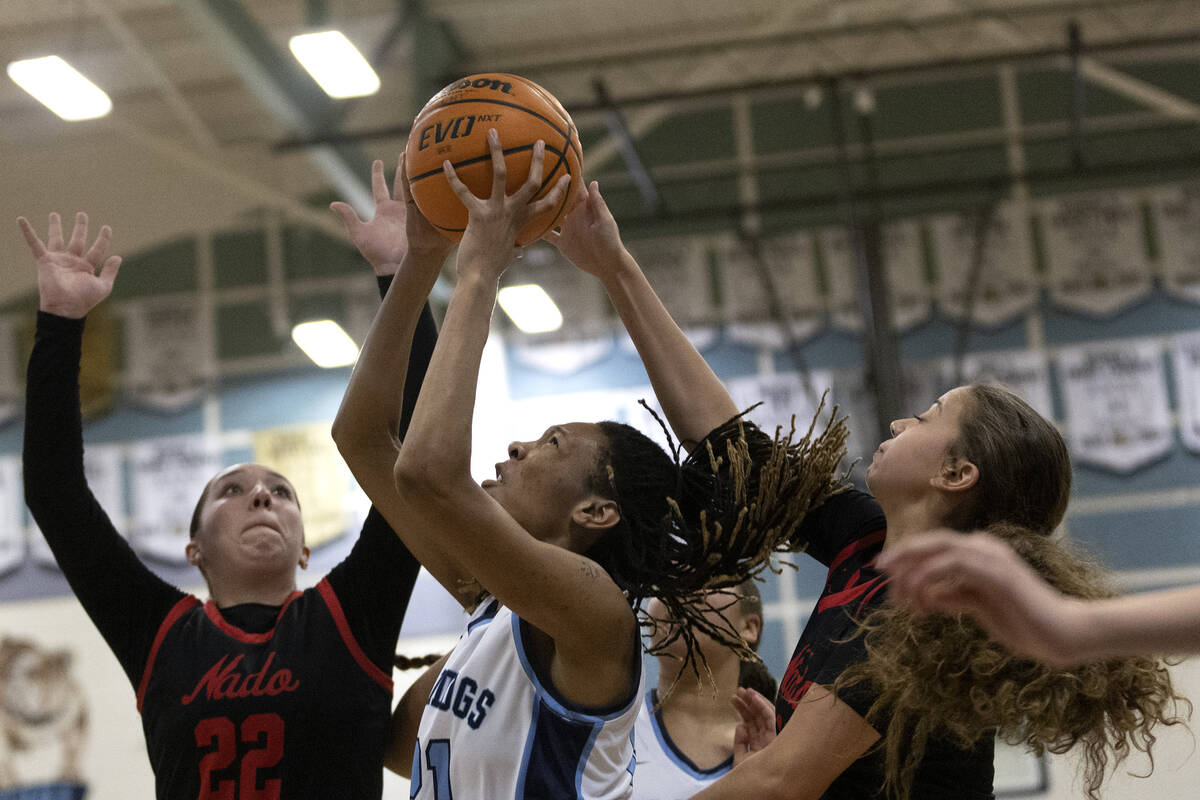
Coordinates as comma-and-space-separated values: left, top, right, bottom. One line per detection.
138, 582, 393, 799
775, 488, 995, 800
24, 290, 438, 799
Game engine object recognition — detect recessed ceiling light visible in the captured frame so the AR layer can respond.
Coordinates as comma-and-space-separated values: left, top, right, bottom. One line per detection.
289, 31, 380, 99
7, 56, 112, 121
498, 284, 563, 334
292, 320, 359, 367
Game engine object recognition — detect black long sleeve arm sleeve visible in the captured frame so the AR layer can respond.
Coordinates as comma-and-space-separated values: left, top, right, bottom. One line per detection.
324, 282, 438, 673
23, 312, 186, 687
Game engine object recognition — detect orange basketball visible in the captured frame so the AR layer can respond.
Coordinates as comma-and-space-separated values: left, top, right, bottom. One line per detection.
405, 73, 584, 245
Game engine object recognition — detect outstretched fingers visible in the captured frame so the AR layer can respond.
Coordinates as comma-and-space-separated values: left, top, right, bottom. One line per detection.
66, 211, 88, 256
16, 217, 47, 259
487, 128, 508, 200
84, 224, 113, 269
45, 212, 64, 252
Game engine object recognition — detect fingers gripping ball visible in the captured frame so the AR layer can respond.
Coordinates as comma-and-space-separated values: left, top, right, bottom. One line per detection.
405, 73, 584, 245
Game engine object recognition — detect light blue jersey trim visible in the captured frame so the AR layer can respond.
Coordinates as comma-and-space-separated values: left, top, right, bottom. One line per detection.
574, 721, 604, 798
646, 690, 734, 780
510, 612, 640, 723
514, 695, 541, 800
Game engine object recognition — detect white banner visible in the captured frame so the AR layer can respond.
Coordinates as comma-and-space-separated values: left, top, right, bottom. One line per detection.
1058, 341, 1172, 473
1151, 182, 1200, 304
931, 204, 1038, 326
31, 445, 125, 570
626, 236, 715, 329
124, 299, 215, 411
882, 219, 931, 332
1042, 192, 1153, 315
716, 232, 824, 346
0, 456, 24, 577
1172, 332, 1200, 453
130, 435, 222, 565
957, 350, 1055, 420
726, 370, 831, 439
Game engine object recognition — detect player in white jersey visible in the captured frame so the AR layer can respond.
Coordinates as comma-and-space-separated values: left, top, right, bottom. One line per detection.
334, 134, 846, 799
633, 580, 775, 800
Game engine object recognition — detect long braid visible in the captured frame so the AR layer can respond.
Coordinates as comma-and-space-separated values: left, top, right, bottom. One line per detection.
588, 392, 851, 681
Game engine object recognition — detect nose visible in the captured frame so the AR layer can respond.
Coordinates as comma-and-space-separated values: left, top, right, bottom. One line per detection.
508, 441, 527, 460
888, 418, 910, 437
249, 482, 272, 507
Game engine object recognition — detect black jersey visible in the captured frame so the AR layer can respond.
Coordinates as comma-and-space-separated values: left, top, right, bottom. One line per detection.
24, 288, 440, 799
138, 582, 393, 799
775, 489, 995, 800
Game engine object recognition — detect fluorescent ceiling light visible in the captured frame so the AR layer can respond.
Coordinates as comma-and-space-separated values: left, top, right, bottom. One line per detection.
292, 320, 359, 367
289, 31, 380, 99
498, 284, 563, 334
6, 56, 112, 121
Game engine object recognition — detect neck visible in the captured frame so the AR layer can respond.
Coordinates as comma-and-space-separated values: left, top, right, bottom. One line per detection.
654, 652, 742, 724
877, 494, 950, 552
207, 572, 298, 608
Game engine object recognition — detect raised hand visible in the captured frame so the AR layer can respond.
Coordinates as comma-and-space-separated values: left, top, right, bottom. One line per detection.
543, 180, 628, 279
444, 128, 570, 283
731, 686, 777, 767
331, 154, 451, 277
19, 212, 122, 319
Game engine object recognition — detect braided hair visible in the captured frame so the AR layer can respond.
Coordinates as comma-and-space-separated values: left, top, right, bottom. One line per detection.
586, 395, 850, 679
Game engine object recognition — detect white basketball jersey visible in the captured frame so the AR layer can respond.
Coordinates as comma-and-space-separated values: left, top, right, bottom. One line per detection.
412, 598, 643, 800
630, 690, 733, 800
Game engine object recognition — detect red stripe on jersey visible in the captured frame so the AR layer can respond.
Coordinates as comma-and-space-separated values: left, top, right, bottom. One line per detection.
815, 574, 888, 615
317, 579, 393, 692
202, 592, 302, 644
137, 595, 202, 713
827, 528, 886, 574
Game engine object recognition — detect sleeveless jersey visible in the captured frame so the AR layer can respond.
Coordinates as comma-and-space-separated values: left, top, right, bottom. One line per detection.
630, 690, 732, 800
137, 578, 393, 799
412, 599, 642, 800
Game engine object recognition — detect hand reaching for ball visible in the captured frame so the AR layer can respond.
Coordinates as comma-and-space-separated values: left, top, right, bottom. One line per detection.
445, 128, 570, 283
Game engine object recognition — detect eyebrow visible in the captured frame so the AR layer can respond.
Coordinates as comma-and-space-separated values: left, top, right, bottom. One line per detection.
547, 425, 569, 439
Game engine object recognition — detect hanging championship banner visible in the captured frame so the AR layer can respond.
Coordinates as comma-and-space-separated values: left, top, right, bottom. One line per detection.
252, 424, 351, 548
626, 236, 715, 329
1042, 191, 1152, 316
31, 445, 125, 570
502, 243, 613, 343
1150, 182, 1200, 304
957, 350, 1055, 420
0, 317, 21, 425
0, 456, 24, 577
931, 204, 1038, 326
124, 299, 215, 411
130, 435, 221, 565
882, 219, 930, 332
726, 370, 832, 439
715, 232, 824, 347
1058, 341, 1172, 473
1172, 332, 1200, 453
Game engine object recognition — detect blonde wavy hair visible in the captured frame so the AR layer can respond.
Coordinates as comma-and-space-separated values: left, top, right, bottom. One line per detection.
834, 384, 1189, 800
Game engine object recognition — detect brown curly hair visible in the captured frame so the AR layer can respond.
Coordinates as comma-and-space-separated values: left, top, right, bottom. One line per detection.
833, 385, 1190, 800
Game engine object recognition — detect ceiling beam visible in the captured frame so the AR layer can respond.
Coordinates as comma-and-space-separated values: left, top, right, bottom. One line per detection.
176, 0, 375, 215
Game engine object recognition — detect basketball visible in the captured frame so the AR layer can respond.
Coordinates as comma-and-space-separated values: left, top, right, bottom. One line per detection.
405, 73, 584, 245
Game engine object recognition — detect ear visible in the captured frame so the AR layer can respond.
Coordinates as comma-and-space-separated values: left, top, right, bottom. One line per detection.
933, 456, 979, 493
185, 540, 201, 567
740, 613, 763, 650
298, 545, 311, 570
571, 496, 621, 531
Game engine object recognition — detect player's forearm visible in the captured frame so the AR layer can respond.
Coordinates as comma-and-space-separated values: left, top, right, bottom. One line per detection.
394, 273, 493, 487
333, 254, 440, 458
599, 252, 737, 448
1071, 586, 1200, 661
